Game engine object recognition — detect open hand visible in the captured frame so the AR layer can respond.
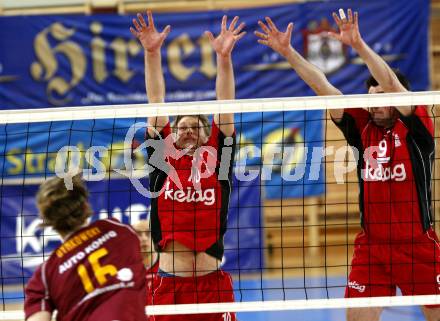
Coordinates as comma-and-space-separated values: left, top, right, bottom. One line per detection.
255, 17, 293, 57
328, 9, 362, 49
205, 16, 246, 57
130, 10, 171, 52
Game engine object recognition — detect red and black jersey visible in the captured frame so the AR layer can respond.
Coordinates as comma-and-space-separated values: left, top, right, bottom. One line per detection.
146, 120, 235, 260
146, 257, 159, 289
333, 106, 434, 241
24, 219, 146, 321
146, 257, 159, 280
145, 257, 159, 305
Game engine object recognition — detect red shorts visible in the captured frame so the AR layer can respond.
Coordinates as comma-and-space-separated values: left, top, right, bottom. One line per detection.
346, 229, 440, 304
147, 269, 236, 321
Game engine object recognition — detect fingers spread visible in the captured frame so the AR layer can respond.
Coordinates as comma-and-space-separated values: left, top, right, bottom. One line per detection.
332, 12, 342, 27
229, 16, 239, 31
286, 22, 294, 38
205, 30, 215, 42
257, 39, 269, 46
348, 8, 353, 24
162, 25, 171, 36
132, 18, 141, 32
233, 22, 246, 35
138, 13, 146, 28
338, 8, 347, 22
265, 17, 279, 32
221, 15, 227, 31
258, 20, 270, 34
147, 10, 155, 29
236, 31, 246, 41
254, 31, 268, 39
129, 27, 138, 38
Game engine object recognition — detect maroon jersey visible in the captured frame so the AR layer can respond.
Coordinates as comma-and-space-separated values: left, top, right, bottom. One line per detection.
334, 106, 434, 240
24, 219, 147, 321
147, 121, 235, 259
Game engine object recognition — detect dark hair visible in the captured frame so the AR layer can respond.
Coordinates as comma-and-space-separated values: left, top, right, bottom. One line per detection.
365, 69, 411, 91
37, 174, 92, 235
172, 114, 211, 136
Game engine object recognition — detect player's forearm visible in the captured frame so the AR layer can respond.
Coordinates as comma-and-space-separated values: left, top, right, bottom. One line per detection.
144, 49, 169, 132
215, 54, 234, 135
216, 54, 235, 100
283, 47, 344, 121
353, 40, 405, 93
353, 40, 414, 116
144, 50, 165, 103
284, 47, 342, 96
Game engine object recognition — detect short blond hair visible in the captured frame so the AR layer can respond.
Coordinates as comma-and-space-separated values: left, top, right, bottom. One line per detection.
37, 174, 92, 235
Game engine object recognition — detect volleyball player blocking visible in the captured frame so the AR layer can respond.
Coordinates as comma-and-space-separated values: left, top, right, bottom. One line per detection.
256, 8, 440, 321
130, 10, 245, 321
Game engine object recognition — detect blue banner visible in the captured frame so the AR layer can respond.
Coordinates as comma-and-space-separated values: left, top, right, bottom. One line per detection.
0, 176, 262, 284
0, 0, 429, 108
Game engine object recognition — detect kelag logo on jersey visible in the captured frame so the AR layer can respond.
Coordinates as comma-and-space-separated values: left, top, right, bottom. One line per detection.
362, 139, 407, 182
164, 185, 216, 206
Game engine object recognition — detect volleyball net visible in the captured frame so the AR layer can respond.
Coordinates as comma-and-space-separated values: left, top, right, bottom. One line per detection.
1, 91, 440, 320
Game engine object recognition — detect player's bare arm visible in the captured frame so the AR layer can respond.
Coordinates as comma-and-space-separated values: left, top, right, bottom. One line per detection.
26, 311, 51, 321
206, 15, 245, 137
255, 17, 344, 121
130, 10, 171, 136
329, 8, 414, 116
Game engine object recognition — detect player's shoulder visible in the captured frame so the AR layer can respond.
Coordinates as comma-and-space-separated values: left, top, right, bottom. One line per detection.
30, 255, 56, 285
413, 105, 430, 117
94, 218, 138, 237
399, 105, 434, 135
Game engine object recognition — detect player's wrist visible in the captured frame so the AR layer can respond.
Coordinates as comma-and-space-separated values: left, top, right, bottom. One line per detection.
217, 53, 232, 63
351, 37, 365, 52
280, 45, 294, 59
145, 48, 162, 56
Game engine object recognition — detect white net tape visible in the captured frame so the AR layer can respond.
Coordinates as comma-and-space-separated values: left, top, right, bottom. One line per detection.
0, 91, 439, 124
146, 295, 440, 315
1, 295, 440, 320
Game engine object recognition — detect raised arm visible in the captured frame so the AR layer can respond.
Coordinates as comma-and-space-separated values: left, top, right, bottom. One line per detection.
205, 16, 246, 137
255, 17, 344, 121
130, 10, 171, 136
329, 9, 413, 116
